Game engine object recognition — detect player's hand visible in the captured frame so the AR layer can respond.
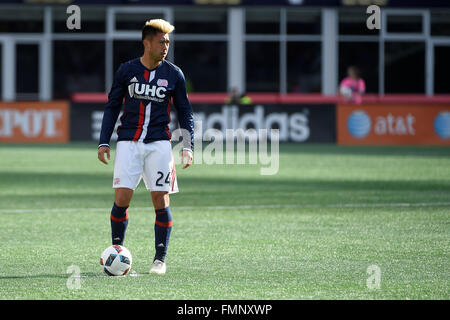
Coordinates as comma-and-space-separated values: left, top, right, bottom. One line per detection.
181, 149, 193, 169
98, 146, 110, 165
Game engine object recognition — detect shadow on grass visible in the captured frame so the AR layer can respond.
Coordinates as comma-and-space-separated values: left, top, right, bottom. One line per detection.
0, 171, 449, 191
1, 171, 449, 191
0, 272, 112, 280
0, 274, 67, 280
0, 171, 449, 208
3, 142, 450, 158
277, 143, 450, 158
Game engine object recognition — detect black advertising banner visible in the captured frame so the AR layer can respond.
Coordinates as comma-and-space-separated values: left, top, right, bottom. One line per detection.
70, 103, 336, 143
186, 104, 336, 143
70, 103, 104, 141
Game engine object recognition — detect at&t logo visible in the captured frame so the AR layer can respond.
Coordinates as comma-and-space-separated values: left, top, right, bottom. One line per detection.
434, 111, 450, 139
347, 110, 371, 138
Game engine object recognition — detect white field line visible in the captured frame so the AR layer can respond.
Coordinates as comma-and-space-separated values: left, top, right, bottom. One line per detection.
1, 202, 450, 214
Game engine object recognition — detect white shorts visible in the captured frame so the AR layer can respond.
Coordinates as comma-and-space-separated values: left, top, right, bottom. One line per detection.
113, 140, 178, 193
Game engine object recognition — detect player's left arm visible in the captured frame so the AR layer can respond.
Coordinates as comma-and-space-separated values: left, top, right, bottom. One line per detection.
172, 69, 194, 169
98, 63, 126, 164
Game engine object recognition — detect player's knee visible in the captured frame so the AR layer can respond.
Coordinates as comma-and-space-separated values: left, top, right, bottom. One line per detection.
115, 188, 133, 207
151, 191, 169, 209
115, 196, 131, 207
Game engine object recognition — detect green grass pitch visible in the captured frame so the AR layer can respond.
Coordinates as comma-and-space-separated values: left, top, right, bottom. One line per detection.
0, 143, 449, 299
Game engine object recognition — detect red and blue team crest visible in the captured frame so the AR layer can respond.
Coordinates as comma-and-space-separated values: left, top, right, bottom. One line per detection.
157, 79, 168, 87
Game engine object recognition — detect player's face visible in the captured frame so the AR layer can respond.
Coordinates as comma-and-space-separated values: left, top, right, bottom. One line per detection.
148, 32, 170, 61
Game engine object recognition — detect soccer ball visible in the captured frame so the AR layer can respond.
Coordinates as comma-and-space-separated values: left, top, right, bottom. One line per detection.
100, 245, 132, 276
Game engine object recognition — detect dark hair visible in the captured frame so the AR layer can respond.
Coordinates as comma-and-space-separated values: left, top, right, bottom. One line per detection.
348, 66, 360, 78
142, 25, 160, 41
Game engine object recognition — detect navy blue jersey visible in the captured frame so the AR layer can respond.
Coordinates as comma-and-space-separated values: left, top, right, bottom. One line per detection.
98, 58, 194, 150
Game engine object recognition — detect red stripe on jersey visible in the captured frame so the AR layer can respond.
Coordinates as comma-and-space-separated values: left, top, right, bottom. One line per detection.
132, 69, 150, 141
132, 100, 145, 141
165, 126, 172, 140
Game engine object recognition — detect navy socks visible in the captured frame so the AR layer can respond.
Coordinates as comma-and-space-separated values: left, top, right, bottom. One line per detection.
110, 203, 129, 245
154, 207, 173, 262
110, 204, 172, 262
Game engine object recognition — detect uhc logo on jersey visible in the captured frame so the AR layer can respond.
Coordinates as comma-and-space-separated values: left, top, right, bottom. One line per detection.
128, 77, 167, 102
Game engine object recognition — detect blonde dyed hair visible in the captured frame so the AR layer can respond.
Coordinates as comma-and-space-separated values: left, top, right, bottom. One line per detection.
144, 19, 174, 34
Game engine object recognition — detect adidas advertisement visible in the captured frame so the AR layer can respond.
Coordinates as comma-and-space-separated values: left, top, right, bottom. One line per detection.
70, 103, 336, 143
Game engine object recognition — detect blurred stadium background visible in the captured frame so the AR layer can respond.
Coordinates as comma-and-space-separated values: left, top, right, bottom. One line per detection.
0, 0, 449, 300
1, 0, 450, 144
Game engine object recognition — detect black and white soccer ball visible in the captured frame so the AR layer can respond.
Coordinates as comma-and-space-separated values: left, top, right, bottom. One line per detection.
100, 245, 132, 276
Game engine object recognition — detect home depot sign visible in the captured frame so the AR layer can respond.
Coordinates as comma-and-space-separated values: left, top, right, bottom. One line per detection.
0, 102, 69, 143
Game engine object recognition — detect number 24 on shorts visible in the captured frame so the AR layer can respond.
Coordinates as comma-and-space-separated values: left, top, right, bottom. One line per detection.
156, 171, 170, 186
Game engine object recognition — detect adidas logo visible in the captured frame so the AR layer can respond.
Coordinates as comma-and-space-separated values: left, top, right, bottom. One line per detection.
130, 77, 138, 83
157, 243, 165, 248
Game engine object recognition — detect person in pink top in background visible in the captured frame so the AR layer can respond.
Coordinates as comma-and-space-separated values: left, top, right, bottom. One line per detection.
339, 66, 366, 104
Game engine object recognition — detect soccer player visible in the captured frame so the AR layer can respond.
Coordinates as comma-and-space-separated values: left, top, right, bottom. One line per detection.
97, 19, 194, 275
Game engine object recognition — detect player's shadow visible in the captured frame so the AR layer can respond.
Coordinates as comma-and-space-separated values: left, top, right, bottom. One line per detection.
0, 272, 109, 280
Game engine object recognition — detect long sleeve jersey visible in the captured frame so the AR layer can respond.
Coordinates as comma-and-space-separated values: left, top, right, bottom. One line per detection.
98, 58, 194, 150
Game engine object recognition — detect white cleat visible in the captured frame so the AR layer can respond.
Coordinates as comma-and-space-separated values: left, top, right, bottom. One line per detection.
149, 259, 166, 275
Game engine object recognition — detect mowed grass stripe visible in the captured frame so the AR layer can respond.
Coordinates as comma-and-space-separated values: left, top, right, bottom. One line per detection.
1, 201, 450, 214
